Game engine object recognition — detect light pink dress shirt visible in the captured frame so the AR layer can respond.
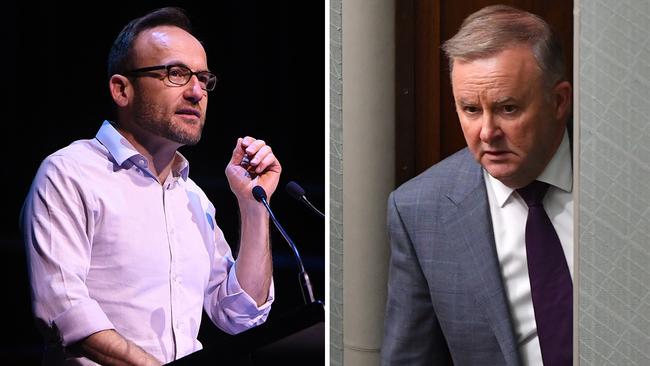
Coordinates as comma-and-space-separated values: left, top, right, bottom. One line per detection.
21, 120, 273, 364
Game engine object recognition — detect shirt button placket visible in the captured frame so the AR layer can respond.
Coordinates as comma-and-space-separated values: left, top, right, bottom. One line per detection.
163, 187, 180, 359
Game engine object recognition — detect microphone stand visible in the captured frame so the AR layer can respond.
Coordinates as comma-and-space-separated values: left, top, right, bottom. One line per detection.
253, 186, 315, 304
299, 196, 325, 219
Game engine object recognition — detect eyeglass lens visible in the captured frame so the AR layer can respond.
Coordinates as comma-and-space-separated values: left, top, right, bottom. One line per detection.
168, 65, 217, 91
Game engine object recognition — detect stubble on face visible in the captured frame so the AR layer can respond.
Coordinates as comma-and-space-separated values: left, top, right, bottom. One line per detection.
125, 26, 209, 147
131, 92, 205, 146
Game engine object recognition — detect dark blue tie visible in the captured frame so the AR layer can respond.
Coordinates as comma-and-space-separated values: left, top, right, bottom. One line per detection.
517, 181, 572, 365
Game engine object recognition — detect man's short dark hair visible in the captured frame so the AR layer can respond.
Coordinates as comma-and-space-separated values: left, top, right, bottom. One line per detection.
107, 7, 193, 78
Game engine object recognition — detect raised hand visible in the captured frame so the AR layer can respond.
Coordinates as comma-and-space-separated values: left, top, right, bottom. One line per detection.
225, 136, 282, 205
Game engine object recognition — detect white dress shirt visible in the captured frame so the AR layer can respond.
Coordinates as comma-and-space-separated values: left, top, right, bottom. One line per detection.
483, 130, 573, 366
21, 120, 274, 365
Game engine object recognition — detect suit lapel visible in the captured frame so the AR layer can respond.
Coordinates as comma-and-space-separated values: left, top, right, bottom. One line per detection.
443, 157, 521, 366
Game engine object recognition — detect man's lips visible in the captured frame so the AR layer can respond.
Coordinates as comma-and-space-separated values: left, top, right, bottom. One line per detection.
176, 108, 201, 118
484, 150, 508, 155
482, 150, 511, 159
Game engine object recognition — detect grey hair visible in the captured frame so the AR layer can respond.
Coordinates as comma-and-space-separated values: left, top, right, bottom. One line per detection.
441, 5, 565, 87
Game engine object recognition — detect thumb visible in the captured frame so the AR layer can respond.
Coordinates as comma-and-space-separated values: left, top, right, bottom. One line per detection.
227, 138, 246, 166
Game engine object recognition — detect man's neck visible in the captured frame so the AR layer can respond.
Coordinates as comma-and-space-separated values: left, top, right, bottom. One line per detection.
116, 125, 180, 184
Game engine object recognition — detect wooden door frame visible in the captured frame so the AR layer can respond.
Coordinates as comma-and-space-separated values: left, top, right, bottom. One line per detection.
395, 0, 441, 186
395, 1, 573, 187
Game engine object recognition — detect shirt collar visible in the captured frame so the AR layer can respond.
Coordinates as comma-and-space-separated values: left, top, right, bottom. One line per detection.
485, 129, 573, 207
173, 152, 190, 181
95, 120, 190, 181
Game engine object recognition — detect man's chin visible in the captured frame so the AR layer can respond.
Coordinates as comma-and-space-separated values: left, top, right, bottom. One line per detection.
174, 135, 201, 146
178, 138, 201, 146
166, 129, 202, 146
483, 163, 517, 181
172, 122, 204, 145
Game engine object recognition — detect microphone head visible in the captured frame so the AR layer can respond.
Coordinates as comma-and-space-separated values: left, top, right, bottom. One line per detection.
252, 186, 267, 202
285, 181, 306, 200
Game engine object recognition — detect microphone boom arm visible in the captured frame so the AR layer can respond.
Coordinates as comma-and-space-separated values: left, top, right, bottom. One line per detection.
300, 196, 325, 219
254, 186, 316, 304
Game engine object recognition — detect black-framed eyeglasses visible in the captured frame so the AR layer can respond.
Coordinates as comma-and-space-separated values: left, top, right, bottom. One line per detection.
123, 64, 218, 91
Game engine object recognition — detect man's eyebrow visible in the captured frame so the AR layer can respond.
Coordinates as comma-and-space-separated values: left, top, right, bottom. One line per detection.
494, 96, 517, 104
456, 97, 478, 105
167, 61, 211, 73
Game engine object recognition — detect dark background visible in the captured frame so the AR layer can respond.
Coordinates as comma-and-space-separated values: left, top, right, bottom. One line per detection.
2, 1, 324, 364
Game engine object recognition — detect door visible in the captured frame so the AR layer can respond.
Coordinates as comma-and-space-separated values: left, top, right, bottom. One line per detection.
395, 0, 573, 185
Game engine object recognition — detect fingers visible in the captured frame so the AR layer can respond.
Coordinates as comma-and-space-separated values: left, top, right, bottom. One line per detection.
226, 136, 282, 201
242, 137, 266, 156
228, 138, 245, 166
255, 150, 279, 174
239, 137, 281, 174
250, 145, 271, 167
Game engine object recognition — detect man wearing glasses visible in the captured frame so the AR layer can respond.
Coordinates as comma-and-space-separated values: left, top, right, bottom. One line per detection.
21, 7, 279, 365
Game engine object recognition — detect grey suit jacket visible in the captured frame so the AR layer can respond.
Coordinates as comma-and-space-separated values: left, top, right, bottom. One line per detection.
381, 148, 521, 366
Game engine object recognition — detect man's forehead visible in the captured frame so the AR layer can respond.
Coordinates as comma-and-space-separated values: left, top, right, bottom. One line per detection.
147, 29, 174, 48
135, 26, 200, 48
452, 73, 527, 93
132, 26, 207, 67
452, 75, 534, 105
451, 46, 540, 73
451, 49, 541, 93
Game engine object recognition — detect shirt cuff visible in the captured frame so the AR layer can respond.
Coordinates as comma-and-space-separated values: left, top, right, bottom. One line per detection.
226, 263, 275, 310
214, 263, 274, 333
53, 298, 115, 346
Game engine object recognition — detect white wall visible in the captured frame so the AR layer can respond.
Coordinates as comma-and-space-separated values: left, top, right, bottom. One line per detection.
578, 0, 650, 364
341, 0, 395, 364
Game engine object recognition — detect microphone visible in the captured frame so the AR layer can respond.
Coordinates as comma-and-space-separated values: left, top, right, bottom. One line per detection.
252, 186, 316, 304
285, 181, 325, 219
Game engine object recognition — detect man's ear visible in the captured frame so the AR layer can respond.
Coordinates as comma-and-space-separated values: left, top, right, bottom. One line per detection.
553, 80, 572, 121
109, 75, 132, 107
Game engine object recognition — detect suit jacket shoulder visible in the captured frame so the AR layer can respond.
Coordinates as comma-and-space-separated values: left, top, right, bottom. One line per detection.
393, 147, 481, 199
384, 147, 520, 366
390, 148, 483, 236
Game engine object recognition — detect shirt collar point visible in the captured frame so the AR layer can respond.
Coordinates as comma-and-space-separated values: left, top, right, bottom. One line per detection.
484, 170, 515, 207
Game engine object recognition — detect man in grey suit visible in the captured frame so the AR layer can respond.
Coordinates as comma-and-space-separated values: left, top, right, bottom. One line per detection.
382, 5, 573, 366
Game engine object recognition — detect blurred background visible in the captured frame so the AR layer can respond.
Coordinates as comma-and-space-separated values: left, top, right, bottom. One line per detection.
2, 1, 324, 364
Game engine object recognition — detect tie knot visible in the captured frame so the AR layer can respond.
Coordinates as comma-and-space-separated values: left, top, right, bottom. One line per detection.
517, 180, 549, 207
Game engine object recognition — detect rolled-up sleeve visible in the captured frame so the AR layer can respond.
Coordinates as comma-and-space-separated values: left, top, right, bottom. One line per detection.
53, 299, 114, 346
202, 225, 273, 334
21, 156, 115, 346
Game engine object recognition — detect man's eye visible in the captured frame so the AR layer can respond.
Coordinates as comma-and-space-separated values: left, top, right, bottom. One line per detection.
197, 73, 209, 83
169, 68, 188, 77
502, 105, 518, 114
464, 106, 480, 114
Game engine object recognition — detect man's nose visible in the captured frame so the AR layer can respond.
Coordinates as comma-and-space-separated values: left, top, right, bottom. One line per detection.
183, 75, 205, 103
479, 113, 502, 143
